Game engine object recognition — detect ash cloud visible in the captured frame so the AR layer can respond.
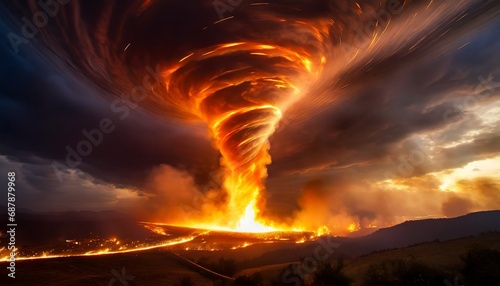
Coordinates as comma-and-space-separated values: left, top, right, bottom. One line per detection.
291, 174, 500, 234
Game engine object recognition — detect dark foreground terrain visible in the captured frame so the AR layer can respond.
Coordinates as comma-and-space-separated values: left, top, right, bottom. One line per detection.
1, 232, 499, 285
0, 211, 499, 285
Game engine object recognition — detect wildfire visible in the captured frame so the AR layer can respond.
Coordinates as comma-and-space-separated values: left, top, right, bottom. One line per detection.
316, 226, 331, 236
348, 223, 360, 233
144, 224, 168, 235
236, 199, 276, 232
0, 236, 197, 262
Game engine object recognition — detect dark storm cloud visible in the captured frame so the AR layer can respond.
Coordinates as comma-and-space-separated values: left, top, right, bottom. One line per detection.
0, 155, 148, 212
0, 16, 219, 193
269, 18, 500, 179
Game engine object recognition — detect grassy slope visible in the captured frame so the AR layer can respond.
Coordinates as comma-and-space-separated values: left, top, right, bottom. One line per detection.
343, 233, 500, 285
234, 233, 500, 285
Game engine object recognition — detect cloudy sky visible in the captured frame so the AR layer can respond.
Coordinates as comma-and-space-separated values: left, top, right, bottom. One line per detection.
1, 0, 499, 233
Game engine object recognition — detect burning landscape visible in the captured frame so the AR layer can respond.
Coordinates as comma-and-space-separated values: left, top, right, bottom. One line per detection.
1, 0, 500, 285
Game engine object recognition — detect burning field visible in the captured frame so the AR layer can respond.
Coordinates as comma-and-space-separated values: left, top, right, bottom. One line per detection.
0, 222, 319, 261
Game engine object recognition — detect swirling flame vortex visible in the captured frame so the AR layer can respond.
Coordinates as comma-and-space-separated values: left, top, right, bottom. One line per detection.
162, 20, 330, 232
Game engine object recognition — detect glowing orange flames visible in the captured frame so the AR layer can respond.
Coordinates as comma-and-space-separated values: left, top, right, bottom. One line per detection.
159, 20, 331, 232
348, 222, 360, 233
0, 236, 197, 262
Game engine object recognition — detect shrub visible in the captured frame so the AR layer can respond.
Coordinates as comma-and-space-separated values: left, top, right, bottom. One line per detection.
361, 258, 446, 286
180, 276, 194, 286
197, 257, 239, 276
312, 259, 352, 286
234, 274, 264, 286
461, 247, 500, 286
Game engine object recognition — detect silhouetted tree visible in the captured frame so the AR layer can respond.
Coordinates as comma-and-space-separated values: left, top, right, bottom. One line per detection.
461, 248, 500, 286
234, 274, 264, 286
362, 258, 446, 286
312, 259, 351, 286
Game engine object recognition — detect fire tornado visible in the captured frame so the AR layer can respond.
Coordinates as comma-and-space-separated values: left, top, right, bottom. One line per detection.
160, 22, 330, 231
